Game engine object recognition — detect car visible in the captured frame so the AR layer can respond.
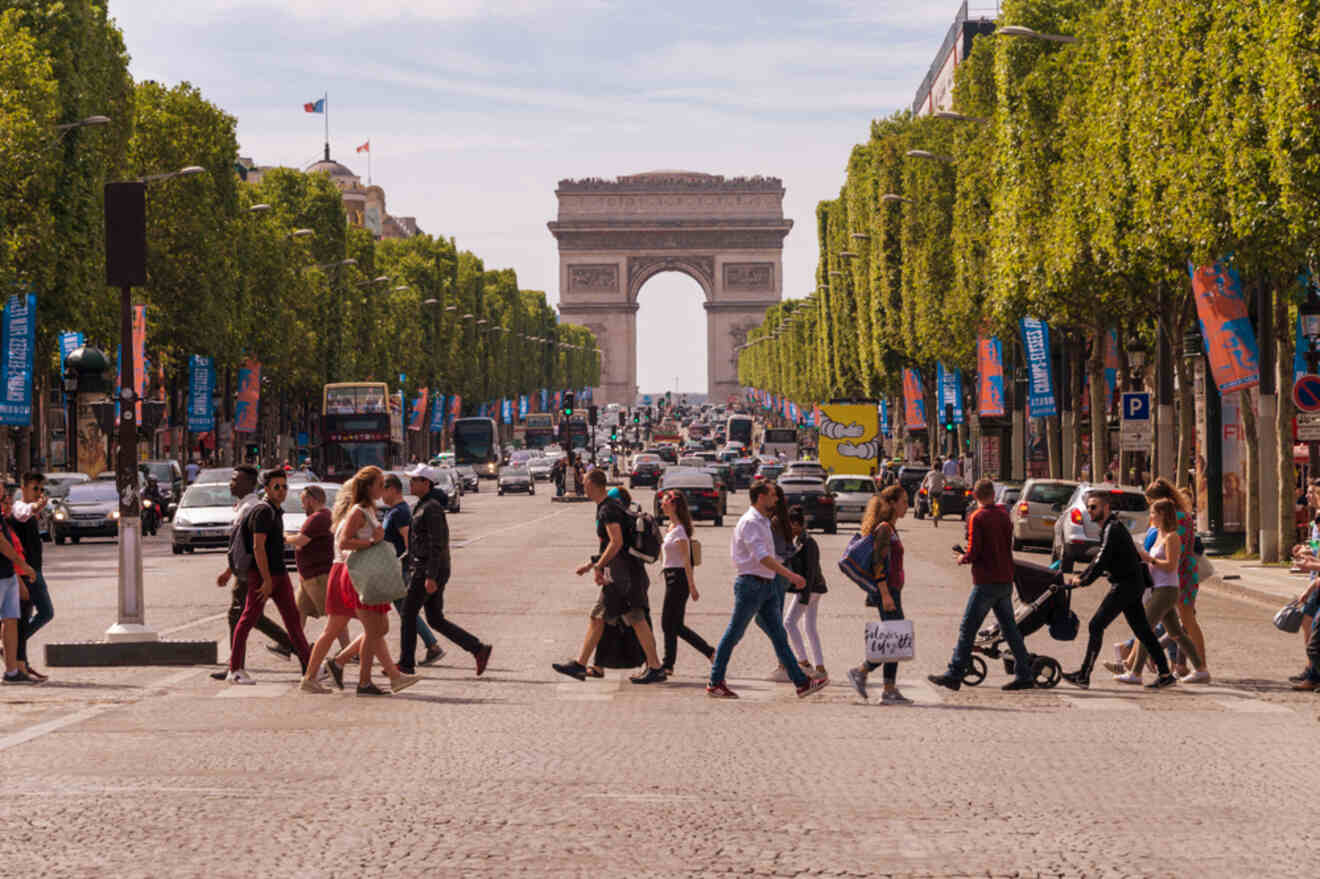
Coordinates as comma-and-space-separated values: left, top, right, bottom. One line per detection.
755, 461, 785, 483
50, 481, 121, 544
896, 465, 930, 505
527, 456, 555, 481
497, 465, 535, 495
915, 476, 974, 521
677, 455, 707, 469
778, 476, 837, 534
783, 461, 828, 481
703, 462, 733, 496
430, 452, 456, 468
454, 465, 480, 493
629, 454, 665, 488
730, 458, 759, 490
1051, 482, 1150, 571
380, 470, 461, 515
825, 475, 876, 524
654, 468, 724, 526
994, 481, 1024, 509
39, 472, 91, 541
192, 467, 235, 485
170, 482, 242, 553
140, 459, 184, 518
286, 468, 320, 484
280, 482, 343, 564
1011, 479, 1078, 551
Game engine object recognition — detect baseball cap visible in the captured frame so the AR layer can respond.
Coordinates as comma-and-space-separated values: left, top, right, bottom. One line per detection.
406, 464, 445, 486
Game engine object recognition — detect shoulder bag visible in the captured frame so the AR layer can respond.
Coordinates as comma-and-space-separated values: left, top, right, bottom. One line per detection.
1274, 600, 1305, 634
346, 540, 408, 604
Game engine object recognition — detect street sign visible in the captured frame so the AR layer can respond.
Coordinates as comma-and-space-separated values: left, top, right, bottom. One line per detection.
1298, 412, 1320, 441
1120, 391, 1152, 452
1293, 374, 1320, 412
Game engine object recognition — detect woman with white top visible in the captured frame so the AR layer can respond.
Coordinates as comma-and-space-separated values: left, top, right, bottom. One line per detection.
659, 491, 714, 675
300, 466, 420, 696
1118, 498, 1206, 685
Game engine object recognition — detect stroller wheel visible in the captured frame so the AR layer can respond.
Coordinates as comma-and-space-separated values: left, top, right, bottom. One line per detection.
1033, 656, 1062, 689
962, 655, 987, 687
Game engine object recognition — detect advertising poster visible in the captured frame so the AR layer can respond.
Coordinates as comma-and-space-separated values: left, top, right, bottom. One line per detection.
132, 304, 146, 421
430, 394, 448, 433
937, 362, 964, 425
186, 355, 215, 433
903, 368, 926, 431
1189, 260, 1259, 393
234, 358, 261, 433
0, 293, 36, 426
450, 394, 462, 421
977, 336, 1005, 417
1104, 329, 1120, 414
879, 399, 891, 437
817, 401, 880, 476
518, 395, 528, 420
408, 388, 428, 431
1019, 317, 1058, 418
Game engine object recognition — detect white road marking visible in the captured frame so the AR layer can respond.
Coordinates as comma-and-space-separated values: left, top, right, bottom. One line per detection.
453, 508, 570, 549
215, 683, 289, 698
159, 611, 228, 636
1060, 695, 1141, 711
1215, 698, 1295, 714
0, 667, 203, 753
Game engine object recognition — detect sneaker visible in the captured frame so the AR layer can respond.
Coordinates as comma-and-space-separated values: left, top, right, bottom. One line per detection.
356, 683, 388, 696
226, 669, 255, 685
769, 665, 790, 682
796, 676, 828, 699
266, 644, 292, 661
814, 665, 828, 680
1061, 670, 1090, 690
552, 660, 588, 681
299, 678, 330, 694
475, 644, 493, 677
927, 672, 961, 692
1291, 678, 1319, 691
1002, 678, 1035, 691
1180, 670, 1211, 684
798, 659, 814, 674
1289, 669, 1313, 683
2, 670, 35, 685
1146, 673, 1178, 689
391, 673, 422, 694
324, 659, 344, 690
880, 688, 913, 705
630, 666, 666, 685
1102, 660, 1126, 675
421, 644, 446, 666
210, 670, 229, 681
23, 665, 48, 683
846, 666, 870, 700
706, 682, 739, 699
1114, 671, 1143, 685
1111, 643, 1126, 666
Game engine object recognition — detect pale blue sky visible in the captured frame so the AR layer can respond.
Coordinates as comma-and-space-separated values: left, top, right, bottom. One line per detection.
109, 0, 962, 394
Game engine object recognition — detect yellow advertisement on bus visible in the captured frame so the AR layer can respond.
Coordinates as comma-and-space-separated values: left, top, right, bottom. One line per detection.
817, 402, 880, 476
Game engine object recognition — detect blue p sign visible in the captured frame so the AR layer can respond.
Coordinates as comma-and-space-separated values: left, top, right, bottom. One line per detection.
1122, 392, 1150, 421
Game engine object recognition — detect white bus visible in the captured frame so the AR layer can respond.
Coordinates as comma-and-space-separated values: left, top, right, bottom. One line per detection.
725, 414, 754, 448
760, 427, 799, 460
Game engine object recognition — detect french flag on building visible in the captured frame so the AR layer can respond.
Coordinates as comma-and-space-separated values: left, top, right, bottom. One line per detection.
304, 98, 325, 113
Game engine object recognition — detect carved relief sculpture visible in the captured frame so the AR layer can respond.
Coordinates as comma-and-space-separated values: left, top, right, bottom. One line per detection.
723, 262, 775, 292
568, 264, 619, 292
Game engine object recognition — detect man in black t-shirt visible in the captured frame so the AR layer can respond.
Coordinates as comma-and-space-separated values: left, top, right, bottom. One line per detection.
225, 470, 311, 685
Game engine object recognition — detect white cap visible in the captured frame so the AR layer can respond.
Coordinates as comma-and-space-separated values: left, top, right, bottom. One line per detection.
406, 464, 445, 486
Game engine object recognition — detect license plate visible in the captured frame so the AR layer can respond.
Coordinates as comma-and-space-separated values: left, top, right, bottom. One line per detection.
206, 528, 228, 537
79, 519, 104, 527
1043, 516, 1057, 525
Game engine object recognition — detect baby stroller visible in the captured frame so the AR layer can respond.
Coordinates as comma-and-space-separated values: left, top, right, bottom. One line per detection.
961, 559, 1077, 689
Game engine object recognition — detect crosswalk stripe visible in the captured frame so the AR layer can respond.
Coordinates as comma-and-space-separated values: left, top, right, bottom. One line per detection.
1060, 695, 1141, 711
1214, 698, 1294, 714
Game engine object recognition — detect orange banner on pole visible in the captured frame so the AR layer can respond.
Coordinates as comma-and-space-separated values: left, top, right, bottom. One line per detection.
235, 359, 261, 433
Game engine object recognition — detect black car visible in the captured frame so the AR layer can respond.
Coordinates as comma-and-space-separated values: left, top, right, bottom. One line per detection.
915, 476, 974, 521
731, 458, 759, 490
778, 476, 837, 534
51, 481, 121, 544
654, 469, 724, 526
141, 459, 184, 519
497, 466, 535, 495
896, 466, 930, 505
629, 454, 664, 488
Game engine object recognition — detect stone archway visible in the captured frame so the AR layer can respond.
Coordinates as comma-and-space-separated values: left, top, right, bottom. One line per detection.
548, 171, 793, 405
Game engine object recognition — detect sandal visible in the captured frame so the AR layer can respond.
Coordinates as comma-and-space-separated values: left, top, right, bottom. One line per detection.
586, 666, 604, 678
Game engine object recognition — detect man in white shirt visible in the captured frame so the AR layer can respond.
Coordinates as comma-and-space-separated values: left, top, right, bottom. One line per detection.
707, 481, 828, 700
942, 456, 960, 478
920, 465, 946, 527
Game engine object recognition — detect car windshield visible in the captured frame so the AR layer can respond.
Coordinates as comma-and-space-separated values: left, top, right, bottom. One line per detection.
143, 462, 174, 482
779, 478, 824, 489
282, 484, 339, 513
180, 484, 235, 508
194, 468, 233, 484
68, 482, 120, 503
829, 478, 875, 493
1028, 482, 1077, 505
503, 467, 529, 476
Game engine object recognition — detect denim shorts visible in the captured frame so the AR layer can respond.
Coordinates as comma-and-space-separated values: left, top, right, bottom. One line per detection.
0, 575, 19, 620
1304, 587, 1320, 619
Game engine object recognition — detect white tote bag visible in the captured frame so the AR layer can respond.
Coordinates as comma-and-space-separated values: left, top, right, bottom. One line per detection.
864, 619, 915, 663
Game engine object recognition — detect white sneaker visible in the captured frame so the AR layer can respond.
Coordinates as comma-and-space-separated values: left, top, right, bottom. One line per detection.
769, 665, 790, 682
226, 669, 255, 685
1114, 671, 1142, 685
1180, 670, 1211, 684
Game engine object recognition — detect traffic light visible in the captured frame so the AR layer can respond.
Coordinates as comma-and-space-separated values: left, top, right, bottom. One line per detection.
588, 405, 598, 426
562, 391, 574, 416
944, 403, 955, 431
632, 410, 640, 425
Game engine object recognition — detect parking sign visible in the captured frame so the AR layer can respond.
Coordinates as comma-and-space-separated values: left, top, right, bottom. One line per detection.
1120, 392, 1152, 452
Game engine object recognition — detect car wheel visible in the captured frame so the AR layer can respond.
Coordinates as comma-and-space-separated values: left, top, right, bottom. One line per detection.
55, 535, 65, 546
714, 516, 723, 527
172, 545, 182, 555
71, 536, 80, 544
1012, 538, 1023, 552
185, 546, 195, 554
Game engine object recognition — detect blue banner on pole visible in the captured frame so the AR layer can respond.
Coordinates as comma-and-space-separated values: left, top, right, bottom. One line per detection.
0, 293, 36, 426
430, 394, 447, 433
186, 355, 216, 432
539, 389, 548, 413
58, 330, 83, 406
936, 363, 965, 425
501, 398, 513, 425
518, 395, 528, 420
1018, 317, 1058, 418
879, 399, 891, 437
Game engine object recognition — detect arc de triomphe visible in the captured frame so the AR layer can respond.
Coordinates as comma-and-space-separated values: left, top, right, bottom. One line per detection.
548, 171, 792, 405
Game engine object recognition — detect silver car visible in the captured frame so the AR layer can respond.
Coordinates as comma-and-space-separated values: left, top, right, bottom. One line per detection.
825, 475, 876, 524
1052, 483, 1150, 571
498, 465, 535, 495
1011, 479, 1078, 551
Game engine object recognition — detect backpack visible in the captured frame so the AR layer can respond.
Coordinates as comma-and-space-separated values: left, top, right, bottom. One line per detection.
227, 504, 257, 577
614, 500, 662, 564
838, 532, 880, 597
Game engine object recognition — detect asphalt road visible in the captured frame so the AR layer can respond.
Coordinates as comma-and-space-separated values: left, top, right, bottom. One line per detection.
1, 482, 1316, 877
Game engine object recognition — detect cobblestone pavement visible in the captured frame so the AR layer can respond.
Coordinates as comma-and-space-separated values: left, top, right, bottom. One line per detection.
2, 486, 1316, 877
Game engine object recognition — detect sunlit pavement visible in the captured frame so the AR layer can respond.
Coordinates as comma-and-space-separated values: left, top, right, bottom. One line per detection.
2, 486, 1314, 877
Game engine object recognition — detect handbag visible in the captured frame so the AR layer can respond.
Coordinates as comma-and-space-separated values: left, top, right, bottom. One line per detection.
1274, 601, 1305, 634
690, 538, 702, 567
839, 533, 880, 595
864, 619, 915, 663
345, 540, 408, 604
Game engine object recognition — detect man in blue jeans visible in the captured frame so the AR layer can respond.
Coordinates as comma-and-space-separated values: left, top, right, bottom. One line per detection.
928, 478, 1035, 692
707, 481, 829, 700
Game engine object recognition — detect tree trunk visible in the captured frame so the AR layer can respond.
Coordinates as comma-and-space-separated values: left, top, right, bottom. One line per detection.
1070, 340, 1085, 479
1277, 285, 1298, 551
1175, 326, 1196, 493
1089, 330, 1108, 482
1242, 387, 1259, 555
